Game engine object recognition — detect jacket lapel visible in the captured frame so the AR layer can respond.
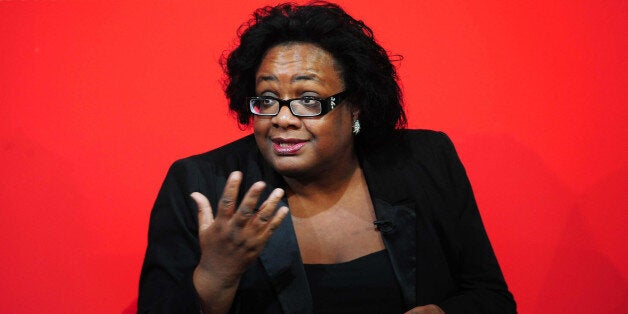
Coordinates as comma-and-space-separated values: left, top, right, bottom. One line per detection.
259, 207, 312, 314
362, 150, 418, 308
372, 198, 417, 307
245, 149, 313, 314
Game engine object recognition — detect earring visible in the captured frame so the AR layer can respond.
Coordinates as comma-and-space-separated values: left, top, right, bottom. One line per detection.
352, 119, 361, 135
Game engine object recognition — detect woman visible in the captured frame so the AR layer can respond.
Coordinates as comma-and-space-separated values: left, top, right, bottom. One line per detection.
138, 2, 516, 313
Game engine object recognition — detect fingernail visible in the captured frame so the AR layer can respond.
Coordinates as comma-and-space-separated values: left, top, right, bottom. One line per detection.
252, 181, 266, 189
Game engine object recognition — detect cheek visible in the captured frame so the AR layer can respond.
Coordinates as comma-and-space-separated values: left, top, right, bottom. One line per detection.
306, 113, 352, 145
253, 118, 268, 134
323, 110, 352, 136
253, 119, 269, 149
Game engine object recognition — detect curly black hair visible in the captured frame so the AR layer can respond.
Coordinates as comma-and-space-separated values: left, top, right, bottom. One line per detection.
222, 1, 406, 148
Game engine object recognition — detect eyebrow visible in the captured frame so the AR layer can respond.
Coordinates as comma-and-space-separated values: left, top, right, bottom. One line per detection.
256, 75, 276, 83
256, 73, 321, 84
292, 74, 319, 82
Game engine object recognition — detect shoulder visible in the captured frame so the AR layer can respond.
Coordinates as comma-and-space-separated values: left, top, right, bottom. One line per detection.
158, 134, 262, 205
189, 134, 257, 163
162, 134, 259, 189
366, 129, 458, 165
362, 129, 467, 192
170, 134, 257, 172
390, 129, 455, 152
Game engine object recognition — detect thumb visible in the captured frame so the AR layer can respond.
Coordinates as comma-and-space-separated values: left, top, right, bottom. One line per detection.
190, 192, 214, 230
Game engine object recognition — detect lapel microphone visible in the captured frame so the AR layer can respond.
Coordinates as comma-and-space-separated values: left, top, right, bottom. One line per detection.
373, 220, 395, 234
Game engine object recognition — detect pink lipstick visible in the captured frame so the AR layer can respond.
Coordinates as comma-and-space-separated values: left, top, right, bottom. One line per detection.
272, 138, 307, 155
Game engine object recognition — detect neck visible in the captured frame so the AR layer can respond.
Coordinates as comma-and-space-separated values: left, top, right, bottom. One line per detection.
284, 154, 366, 218
285, 151, 358, 191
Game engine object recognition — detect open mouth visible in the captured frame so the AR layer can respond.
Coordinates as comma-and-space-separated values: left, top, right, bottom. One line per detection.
272, 139, 307, 155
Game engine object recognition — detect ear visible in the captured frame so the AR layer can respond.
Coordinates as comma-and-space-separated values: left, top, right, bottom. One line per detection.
351, 106, 360, 120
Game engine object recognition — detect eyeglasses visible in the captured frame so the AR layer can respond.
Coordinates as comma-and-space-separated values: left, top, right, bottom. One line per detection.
248, 91, 346, 117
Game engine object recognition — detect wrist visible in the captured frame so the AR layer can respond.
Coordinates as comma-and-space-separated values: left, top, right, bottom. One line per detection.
193, 266, 240, 314
193, 265, 240, 292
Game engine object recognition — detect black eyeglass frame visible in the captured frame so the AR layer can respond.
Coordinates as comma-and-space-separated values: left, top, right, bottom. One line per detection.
247, 91, 347, 117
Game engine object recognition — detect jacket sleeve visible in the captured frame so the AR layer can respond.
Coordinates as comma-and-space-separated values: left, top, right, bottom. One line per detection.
432, 132, 517, 313
138, 159, 207, 313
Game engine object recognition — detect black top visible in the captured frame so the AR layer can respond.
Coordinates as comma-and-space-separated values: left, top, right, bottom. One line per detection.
304, 250, 405, 314
138, 130, 516, 313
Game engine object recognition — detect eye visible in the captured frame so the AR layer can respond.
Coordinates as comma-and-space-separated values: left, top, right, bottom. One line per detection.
260, 97, 277, 108
300, 97, 318, 105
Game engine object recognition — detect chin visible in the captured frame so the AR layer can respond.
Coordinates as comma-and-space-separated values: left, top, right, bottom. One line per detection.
270, 159, 306, 177
274, 168, 305, 180
267, 157, 319, 180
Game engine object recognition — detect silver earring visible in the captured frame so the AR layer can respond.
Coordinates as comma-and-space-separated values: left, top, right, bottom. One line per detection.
352, 119, 361, 135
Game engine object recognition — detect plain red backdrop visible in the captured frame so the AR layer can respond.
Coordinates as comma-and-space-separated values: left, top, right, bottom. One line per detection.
1, 1, 626, 313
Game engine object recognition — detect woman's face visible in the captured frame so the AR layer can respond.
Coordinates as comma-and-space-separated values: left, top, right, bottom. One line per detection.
253, 43, 357, 180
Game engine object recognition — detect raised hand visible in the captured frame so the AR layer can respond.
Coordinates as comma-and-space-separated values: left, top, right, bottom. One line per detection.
190, 171, 289, 313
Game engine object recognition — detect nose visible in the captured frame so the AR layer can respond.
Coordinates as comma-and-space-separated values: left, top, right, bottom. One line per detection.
271, 105, 302, 129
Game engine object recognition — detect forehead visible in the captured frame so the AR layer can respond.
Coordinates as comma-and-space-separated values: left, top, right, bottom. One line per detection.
255, 43, 343, 84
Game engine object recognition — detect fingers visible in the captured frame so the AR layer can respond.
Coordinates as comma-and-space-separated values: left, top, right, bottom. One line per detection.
190, 192, 214, 230
215, 171, 243, 220
255, 188, 285, 224
232, 181, 266, 227
213, 171, 289, 232
264, 206, 289, 234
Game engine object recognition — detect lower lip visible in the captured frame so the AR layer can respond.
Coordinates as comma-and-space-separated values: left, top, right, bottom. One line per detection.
273, 141, 306, 155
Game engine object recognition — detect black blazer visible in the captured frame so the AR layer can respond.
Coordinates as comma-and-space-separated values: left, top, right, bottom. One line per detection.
138, 130, 516, 313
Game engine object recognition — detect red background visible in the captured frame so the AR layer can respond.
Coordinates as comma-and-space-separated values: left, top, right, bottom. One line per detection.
1, 1, 626, 313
